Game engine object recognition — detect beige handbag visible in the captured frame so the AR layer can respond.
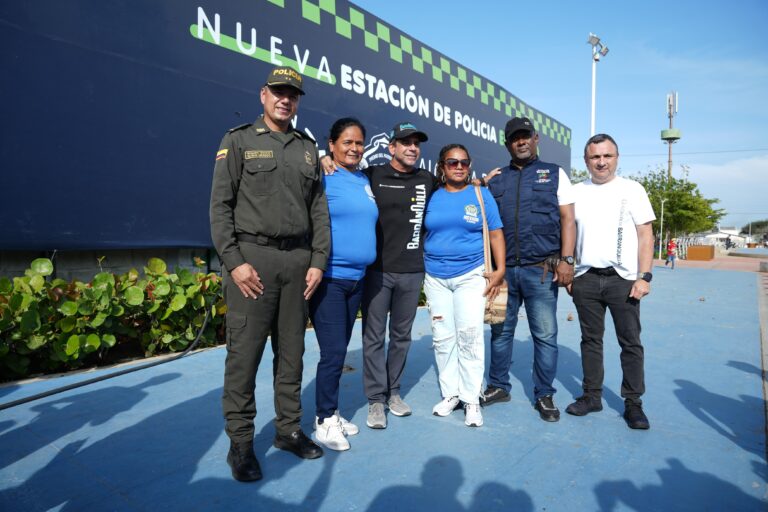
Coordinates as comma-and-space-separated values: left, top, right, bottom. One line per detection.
474, 186, 507, 325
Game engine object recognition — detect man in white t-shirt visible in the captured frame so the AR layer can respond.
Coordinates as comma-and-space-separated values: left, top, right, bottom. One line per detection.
565, 133, 655, 430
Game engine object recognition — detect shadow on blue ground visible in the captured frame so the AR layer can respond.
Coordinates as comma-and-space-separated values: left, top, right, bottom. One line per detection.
594, 458, 764, 511
728, 360, 766, 380
0, 373, 180, 471
1, 266, 766, 511
367, 456, 532, 512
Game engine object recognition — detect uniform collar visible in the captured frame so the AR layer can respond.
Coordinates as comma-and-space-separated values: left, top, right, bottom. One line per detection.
253, 115, 295, 136
509, 156, 539, 171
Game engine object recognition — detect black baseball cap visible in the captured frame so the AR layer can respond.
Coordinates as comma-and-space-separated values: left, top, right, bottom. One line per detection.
389, 122, 428, 142
504, 117, 535, 140
265, 66, 305, 95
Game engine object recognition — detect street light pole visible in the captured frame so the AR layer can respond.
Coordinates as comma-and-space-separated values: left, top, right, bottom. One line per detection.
591, 48, 597, 136
658, 197, 667, 261
588, 33, 609, 136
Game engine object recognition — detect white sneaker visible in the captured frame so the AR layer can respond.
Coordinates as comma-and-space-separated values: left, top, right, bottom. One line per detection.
464, 403, 483, 427
432, 396, 460, 417
335, 410, 359, 436
314, 414, 350, 451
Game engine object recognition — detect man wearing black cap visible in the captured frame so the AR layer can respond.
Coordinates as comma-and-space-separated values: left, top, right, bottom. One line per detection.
481, 117, 576, 423
321, 121, 436, 429
210, 65, 330, 481
361, 122, 437, 429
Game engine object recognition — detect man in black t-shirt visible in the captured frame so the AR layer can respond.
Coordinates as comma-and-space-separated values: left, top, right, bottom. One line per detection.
362, 123, 437, 429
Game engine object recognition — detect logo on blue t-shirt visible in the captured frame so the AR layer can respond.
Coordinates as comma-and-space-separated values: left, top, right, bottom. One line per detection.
364, 184, 376, 203
463, 204, 479, 224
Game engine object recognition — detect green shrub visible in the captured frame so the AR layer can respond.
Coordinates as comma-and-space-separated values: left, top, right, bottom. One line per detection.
0, 258, 226, 379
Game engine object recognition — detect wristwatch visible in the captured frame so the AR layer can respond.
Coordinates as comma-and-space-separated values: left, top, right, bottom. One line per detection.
560, 256, 575, 265
638, 272, 653, 283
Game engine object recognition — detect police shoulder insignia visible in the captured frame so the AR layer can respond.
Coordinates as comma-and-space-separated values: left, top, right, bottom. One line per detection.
305, 151, 313, 165
227, 123, 252, 133
215, 149, 229, 161
294, 128, 316, 143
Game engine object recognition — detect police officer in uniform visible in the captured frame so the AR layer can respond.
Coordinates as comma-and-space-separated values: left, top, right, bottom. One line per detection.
210, 66, 330, 482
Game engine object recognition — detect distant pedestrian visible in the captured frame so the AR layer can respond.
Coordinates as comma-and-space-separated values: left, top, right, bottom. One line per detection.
665, 238, 677, 269
565, 133, 655, 430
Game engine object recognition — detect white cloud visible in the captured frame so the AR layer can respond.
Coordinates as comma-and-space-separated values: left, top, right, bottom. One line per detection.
689, 154, 768, 228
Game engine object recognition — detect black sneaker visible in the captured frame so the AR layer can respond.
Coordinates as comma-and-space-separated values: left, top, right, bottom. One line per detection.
623, 403, 650, 430
565, 395, 603, 416
480, 385, 511, 407
534, 395, 560, 422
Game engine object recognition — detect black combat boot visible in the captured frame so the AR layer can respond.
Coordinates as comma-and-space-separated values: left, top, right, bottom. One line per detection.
227, 440, 263, 482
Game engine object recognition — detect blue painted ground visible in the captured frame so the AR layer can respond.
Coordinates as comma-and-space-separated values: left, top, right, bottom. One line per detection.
1, 264, 766, 511
733, 247, 768, 258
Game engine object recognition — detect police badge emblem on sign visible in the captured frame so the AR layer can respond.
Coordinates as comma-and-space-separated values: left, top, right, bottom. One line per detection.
536, 169, 551, 183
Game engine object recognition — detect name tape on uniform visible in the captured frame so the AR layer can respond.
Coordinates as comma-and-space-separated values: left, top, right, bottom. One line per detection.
244, 150, 274, 160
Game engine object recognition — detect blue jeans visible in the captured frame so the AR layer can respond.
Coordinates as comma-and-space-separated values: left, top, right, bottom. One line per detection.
488, 265, 559, 399
308, 277, 364, 420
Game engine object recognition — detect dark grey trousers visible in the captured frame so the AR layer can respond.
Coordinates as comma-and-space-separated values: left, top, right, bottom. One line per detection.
361, 270, 424, 404
222, 243, 311, 442
571, 271, 645, 405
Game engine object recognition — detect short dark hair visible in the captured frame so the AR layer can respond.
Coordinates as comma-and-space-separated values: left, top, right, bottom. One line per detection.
329, 117, 366, 143
436, 143, 471, 186
584, 133, 619, 157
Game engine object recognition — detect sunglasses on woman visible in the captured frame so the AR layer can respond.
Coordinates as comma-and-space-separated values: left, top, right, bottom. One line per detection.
443, 158, 471, 169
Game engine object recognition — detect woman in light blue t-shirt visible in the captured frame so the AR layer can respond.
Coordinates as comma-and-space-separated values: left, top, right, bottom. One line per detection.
423, 143, 506, 427
309, 118, 378, 451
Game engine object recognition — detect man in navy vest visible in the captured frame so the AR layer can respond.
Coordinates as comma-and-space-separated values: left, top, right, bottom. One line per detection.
481, 117, 576, 422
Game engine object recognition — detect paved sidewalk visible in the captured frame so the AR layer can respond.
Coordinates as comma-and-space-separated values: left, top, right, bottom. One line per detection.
0, 263, 766, 511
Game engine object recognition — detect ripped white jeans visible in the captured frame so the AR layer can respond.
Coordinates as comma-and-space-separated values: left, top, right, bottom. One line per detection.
424, 265, 486, 404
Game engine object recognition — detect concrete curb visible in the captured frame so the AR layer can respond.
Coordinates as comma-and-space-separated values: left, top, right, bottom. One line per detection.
758, 272, 768, 465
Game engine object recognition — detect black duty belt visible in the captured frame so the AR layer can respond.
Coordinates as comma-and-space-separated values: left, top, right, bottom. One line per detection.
587, 267, 618, 276
236, 233, 306, 250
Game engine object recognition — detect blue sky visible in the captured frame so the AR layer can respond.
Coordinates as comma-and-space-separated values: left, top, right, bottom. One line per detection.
352, 0, 768, 230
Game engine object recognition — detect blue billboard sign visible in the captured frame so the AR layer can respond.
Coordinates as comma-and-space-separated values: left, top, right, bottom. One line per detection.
0, 0, 571, 249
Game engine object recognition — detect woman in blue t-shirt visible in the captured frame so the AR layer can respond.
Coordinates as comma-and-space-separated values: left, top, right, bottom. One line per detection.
423, 143, 506, 427
310, 118, 378, 451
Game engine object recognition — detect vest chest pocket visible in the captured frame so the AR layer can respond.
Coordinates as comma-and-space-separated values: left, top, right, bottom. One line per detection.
531, 184, 557, 213
243, 157, 277, 196
531, 184, 559, 235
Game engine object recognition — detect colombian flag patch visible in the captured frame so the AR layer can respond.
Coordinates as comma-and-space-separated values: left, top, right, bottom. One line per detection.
216, 149, 228, 161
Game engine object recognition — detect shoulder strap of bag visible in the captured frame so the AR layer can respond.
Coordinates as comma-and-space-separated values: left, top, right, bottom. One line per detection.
474, 185, 491, 275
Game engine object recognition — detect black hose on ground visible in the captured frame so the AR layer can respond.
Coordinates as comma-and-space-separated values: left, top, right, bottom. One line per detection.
0, 309, 211, 411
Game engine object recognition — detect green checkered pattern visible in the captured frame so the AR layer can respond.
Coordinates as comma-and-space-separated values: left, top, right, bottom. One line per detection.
295, 0, 571, 146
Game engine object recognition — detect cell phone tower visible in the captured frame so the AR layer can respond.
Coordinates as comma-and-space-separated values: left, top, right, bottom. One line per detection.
661, 92, 681, 181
